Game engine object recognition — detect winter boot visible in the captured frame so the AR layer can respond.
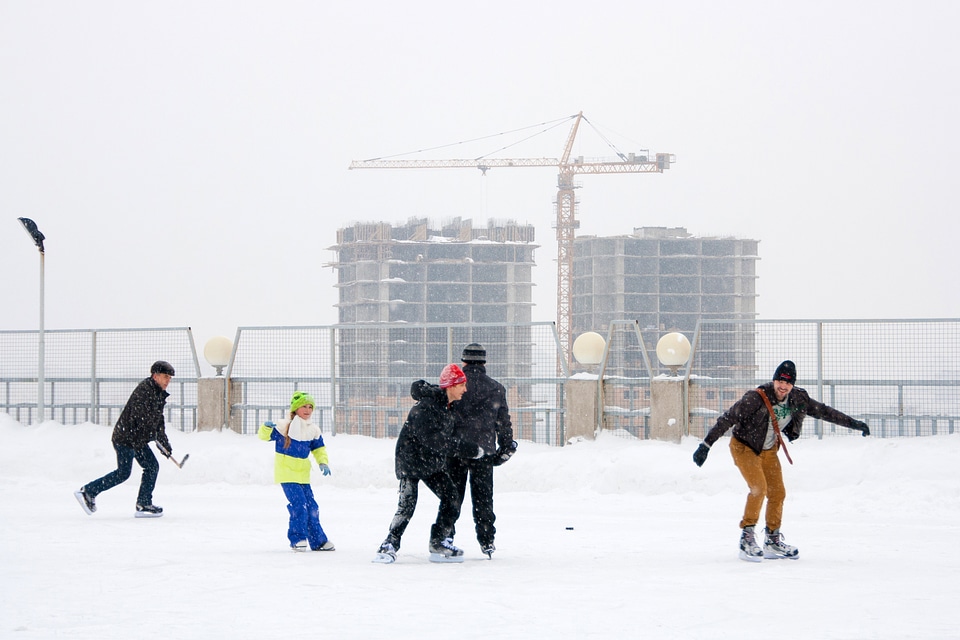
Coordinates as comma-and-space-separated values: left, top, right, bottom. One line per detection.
739, 525, 763, 562
74, 489, 96, 515
428, 537, 465, 563
135, 504, 163, 518
372, 542, 397, 564
763, 527, 799, 559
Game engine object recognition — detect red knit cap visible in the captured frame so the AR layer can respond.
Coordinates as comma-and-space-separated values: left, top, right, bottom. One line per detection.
439, 363, 467, 389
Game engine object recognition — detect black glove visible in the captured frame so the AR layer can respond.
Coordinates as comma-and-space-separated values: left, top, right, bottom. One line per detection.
492, 440, 518, 466
850, 419, 870, 437
455, 440, 484, 459
692, 442, 710, 467
783, 427, 799, 442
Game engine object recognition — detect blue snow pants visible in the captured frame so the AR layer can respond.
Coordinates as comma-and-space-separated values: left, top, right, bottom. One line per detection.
84, 443, 159, 507
281, 483, 328, 549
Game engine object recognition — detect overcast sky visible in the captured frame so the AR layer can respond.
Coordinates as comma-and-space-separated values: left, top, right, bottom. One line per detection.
2, 1, 958, 372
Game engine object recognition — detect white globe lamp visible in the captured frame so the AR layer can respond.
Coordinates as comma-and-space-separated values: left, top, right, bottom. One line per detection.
203, 336, 234, 376
656, 332, 691, 375
572, 331, 606, 366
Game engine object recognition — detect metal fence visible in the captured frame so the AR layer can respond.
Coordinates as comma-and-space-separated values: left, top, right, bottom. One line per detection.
225, 322, 569, 445
0, 328, 200, 429
5, 320, 958, 443
598, 319, 960, 440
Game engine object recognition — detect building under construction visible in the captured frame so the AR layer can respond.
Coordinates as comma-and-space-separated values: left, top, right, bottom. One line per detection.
572, 226, 760, 377
328, 217, 540, 411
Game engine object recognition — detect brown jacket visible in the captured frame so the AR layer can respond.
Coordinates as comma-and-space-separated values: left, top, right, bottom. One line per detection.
704, 382, 859, 455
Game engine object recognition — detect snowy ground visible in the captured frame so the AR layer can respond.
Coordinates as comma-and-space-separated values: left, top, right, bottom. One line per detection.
1, 414, 958, 639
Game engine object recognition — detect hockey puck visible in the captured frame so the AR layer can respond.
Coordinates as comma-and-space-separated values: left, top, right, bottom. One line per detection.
565, 527, 574, 530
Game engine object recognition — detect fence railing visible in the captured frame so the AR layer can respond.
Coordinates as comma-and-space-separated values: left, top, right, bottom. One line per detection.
225, 322, 568, 445
597, 318, 960, 440
4, 320, 958, 442
0, 328, 200, 430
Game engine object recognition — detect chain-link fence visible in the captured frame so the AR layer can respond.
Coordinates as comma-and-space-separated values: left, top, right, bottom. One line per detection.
6, 320, 957, 442
226, 322, 568, 445
0, 328, 200, 429
598, 319, 960, 440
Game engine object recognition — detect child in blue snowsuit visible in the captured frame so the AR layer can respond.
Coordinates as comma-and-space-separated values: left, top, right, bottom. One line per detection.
259, 391, 335, 551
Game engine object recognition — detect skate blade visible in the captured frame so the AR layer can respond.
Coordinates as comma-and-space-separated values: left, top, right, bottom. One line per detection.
763, 551, 799, 560
738, 550, 763, 563
372, 552, 396, 564
74, 491, 94, 515
429, 553, 465, 563
134, 511, 163, 519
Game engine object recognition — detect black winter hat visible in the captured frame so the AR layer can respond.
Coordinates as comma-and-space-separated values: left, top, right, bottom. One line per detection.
773, 360, 796, 384
151, 360, 176, 376
461, 343, 486, 363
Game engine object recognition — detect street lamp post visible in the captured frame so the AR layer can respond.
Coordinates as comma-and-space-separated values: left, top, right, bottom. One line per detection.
18, 218, 46, 424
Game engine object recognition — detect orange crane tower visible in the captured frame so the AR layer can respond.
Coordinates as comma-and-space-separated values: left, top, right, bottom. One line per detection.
349, 111, 674, 364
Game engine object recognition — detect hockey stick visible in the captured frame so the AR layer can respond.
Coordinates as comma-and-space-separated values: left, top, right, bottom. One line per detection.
156, 442, 190, 469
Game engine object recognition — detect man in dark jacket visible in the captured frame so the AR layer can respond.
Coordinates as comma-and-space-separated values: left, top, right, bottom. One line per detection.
373, 364, 482, 564
74, 360, 176, 518
450, 343, 516, 558
692, 360, 870, 562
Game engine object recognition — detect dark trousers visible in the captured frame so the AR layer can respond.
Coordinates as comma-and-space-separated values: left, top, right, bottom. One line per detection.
385, 473, 460, 551
281, 482, 328, 549
84, 442, 159, 507
448, 457, 496, 546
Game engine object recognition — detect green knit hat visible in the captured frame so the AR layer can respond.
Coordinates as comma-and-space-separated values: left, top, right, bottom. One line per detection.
290, 391, 315, 413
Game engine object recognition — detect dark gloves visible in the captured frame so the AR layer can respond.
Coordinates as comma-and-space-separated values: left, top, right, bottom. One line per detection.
850, 419, 870, 437
692, 442, 710, 467
492, 440, 518, 466
455, 441, 485, 459
783, 427, 799, 442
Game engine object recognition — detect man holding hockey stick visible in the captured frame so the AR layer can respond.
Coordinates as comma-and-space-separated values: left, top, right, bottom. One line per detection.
75, 360, 177, 518
692, 360, 870, 561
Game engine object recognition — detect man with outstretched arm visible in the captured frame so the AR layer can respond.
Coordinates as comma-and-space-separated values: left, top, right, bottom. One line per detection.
692, 360, 870, 561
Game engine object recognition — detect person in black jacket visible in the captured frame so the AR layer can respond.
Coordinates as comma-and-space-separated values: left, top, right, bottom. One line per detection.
449, 343, 516, 558
692, 360, 870, 561
373, 364, 482, 564
74, 360, 176, 518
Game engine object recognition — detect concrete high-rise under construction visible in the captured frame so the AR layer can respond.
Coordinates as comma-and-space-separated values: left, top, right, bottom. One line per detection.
328, 217, 539, 408
572, 226, 759, 376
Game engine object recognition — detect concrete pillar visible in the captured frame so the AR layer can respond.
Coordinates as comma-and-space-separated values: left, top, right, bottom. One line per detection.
197, 377, 243, 433
650, 377, 688, 443
563, 377, 601, 444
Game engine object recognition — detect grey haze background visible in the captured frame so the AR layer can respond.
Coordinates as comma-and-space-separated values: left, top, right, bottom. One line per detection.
2, 1, 958, 375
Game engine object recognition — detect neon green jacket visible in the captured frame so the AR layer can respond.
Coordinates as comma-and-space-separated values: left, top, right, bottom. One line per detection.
258, 417, 329, 484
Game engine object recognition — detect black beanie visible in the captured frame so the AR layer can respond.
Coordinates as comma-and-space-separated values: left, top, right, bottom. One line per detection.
773, 360, 796, 384
461, 343, 486, 363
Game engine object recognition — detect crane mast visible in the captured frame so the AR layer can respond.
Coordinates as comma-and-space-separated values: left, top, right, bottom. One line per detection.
349, 112, 673, 365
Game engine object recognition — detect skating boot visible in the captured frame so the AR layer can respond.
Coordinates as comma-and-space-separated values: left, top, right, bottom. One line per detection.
739, 525, 763, 562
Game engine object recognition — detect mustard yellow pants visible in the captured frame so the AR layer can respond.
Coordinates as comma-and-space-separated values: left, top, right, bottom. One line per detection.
729, 438, 786, 531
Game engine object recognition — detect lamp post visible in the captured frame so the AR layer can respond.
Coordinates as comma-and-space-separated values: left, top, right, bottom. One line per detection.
571, 331, 607, 439
18, 217, 46, 424
652, 332, 692, 442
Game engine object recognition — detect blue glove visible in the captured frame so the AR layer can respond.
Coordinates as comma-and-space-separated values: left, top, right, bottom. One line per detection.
318, 464, 331, 476
693, 442, 710, 467
264, 421, 276, 428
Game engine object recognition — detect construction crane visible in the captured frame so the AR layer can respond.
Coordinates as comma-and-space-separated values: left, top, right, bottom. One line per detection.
349, 111, 674, 364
